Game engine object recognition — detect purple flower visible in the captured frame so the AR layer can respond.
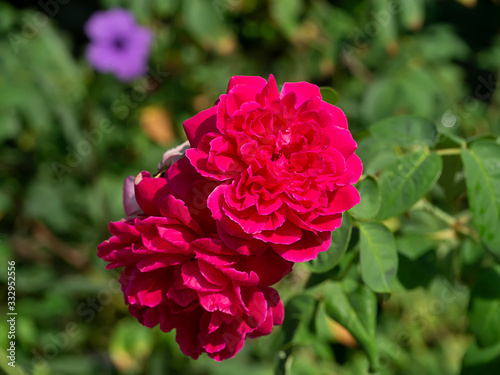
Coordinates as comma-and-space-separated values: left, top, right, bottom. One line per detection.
85, 8, 153, 81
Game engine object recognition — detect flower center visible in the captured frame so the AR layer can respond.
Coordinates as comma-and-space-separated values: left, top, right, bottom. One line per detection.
112, 36, 128, 51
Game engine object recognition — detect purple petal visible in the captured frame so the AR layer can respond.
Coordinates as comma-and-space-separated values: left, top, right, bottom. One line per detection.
85, 8, 136, 41
123, 175, 142, 216
157, 141, 191, 172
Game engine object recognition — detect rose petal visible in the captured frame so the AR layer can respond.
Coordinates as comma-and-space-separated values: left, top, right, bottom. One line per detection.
281, 81, 321, 107
134, 171, 169, 216
183, 106, 218, 148
227, 75, 268, 92
272, 230, 332, 262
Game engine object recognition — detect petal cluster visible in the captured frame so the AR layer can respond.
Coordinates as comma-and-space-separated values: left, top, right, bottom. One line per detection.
185, 75, 362, 262
98, 159, 291, 360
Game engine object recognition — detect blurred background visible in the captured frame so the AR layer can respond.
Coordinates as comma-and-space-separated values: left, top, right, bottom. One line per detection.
1, 0, 500, 374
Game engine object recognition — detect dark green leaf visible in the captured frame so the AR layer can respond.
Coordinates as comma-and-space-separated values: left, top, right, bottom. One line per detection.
437, 153, 466, 202
370, 115, 438, 147
376, 150, 443, 220
461, 140, 500, 261
417, 25, 469, 62
362, 78, 399, 123
281, 294, 317, 345
306, 213, 352, 273
314, 301, 335, 342
461, 341, 500, 375
0, 110, 20, 142
461, 239, 485, 267
276, 294, 317, 375
398, 73, 437, 119
43, 356, 95, 375
396, 252, 436, 290
438, 129, 466, 147
346, 284, 377, 337
323, 281, 378, 368
154, 0, 179, 16
349, 177, 381, 220
344, 352, 371, 375
468, 267, 500, 347
319, 87, 340, 105
356, 137, 399, 175
396, 235, 434, 260
0, 3, 16, 33
358, 222, 398, 293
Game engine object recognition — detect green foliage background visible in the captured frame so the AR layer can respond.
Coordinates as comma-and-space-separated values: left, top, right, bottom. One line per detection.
1, 0, 500, 374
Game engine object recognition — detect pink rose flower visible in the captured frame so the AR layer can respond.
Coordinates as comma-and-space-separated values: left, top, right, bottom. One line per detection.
98, 158, 292, 360
184, 75, 362, 262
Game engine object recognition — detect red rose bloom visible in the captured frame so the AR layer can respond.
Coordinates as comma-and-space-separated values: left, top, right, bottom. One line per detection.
97, 158, 291, 360
185, 75, 362, 262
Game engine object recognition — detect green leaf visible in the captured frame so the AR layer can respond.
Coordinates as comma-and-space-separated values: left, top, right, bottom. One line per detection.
461, 239, 485, 267
362, 78, 399, 123
349, 177, 381, 220
269, 0, 303, 37
396, 235, 434, 260
469, 299, 500, 348
154, 0, 180, 16
461, 140, 500, 261
346, 284, 377, 337
400, 0, 425, 31
356, 137, 398, 175
314, 301, 335, 342
439, 128, 466, 147
344, 352, 371, 375
37, 26, 85, 101
370, 115, 438, 147
358, 222, 398, 293
323, 281, 378, 368
306, 213, 352, 273
128, 0, 152, 22
396, 252, 436, 290
183, 0, 234, 52
436, 151, 466, 202
0, 3, 16, 33
276, 294, 317, 375
468, 267, 500, 347
0, 109, 21, 142
373, 0, 397, 49
289, 353, 332, 375
417, 25, 469, 62
461, 341, 500, 375
43, 356, 95, 375
399, 72, 436, 120
376, 150, 443, 220
281, 294, 317, 345
319, 87, 340, 105
109, 318, 155, 372
0, 352, 28, 375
